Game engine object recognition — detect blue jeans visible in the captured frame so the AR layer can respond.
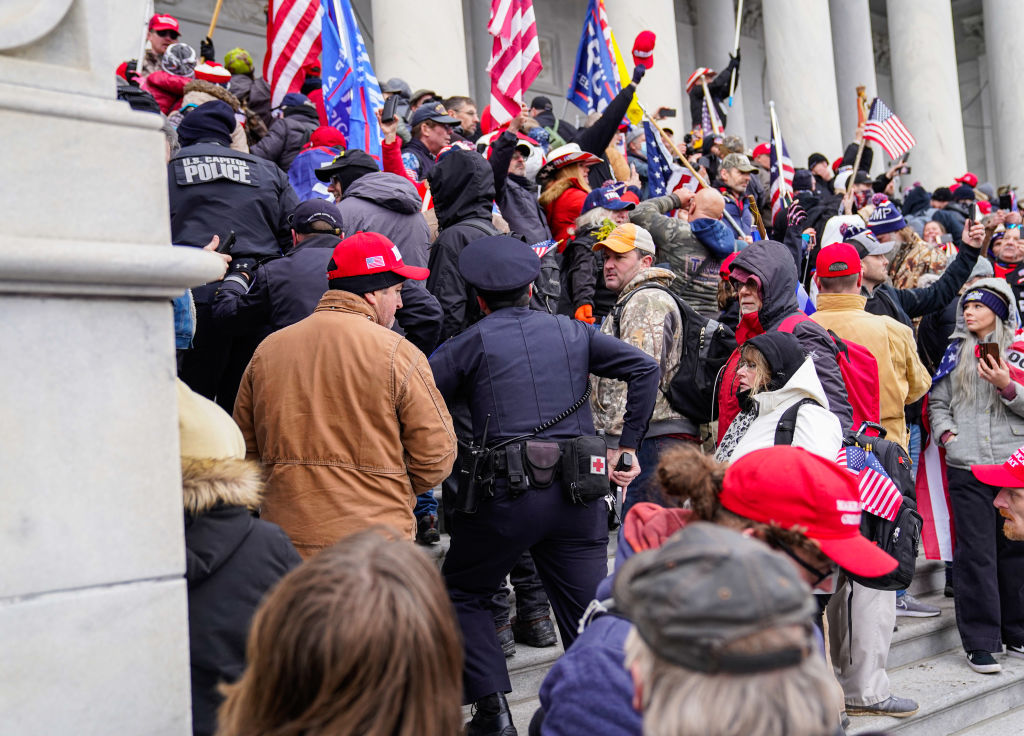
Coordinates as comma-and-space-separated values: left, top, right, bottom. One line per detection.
414, 490, 438, 518
622, 435, 693, 519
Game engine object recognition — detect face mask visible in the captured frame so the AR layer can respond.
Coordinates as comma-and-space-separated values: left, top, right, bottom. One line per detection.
854, 189, 870, 209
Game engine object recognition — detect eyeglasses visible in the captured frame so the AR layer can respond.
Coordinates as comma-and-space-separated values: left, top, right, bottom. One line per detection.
772, 538, 837, 587
729, 277, 759, 293
155, 29, 180, 39
736, 360, 758, 371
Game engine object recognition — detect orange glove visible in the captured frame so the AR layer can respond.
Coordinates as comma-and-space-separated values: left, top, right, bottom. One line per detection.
574, 304, 595, 324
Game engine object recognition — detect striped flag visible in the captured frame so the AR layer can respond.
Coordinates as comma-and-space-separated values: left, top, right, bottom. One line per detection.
531, 239, 557, 258
321, 0, 384, 162
769, 122, 793, 222
644, 120, 676, 197
264, 0, 323, 108
487, 0, 542, 125
863, 97, 916, 159
836, 445, 904, 522
916, 398, 954, 561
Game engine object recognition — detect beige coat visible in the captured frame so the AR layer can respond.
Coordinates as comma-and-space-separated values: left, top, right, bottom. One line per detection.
234, 290, 456, 557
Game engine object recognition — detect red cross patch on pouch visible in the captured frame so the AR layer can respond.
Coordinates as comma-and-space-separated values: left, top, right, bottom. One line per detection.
591, 456, 606, 474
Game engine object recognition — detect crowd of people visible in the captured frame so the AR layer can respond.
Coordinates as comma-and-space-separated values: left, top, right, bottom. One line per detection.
123, 13, 1024, 736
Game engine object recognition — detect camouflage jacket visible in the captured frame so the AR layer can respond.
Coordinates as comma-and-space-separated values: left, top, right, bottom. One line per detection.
591, 267, 698, 442
891, 238, 951, 290
629, 194, 724, 318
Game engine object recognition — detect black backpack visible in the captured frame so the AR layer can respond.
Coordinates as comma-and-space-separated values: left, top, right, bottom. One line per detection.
776, 407, 921, 591
610, 283, 736, 424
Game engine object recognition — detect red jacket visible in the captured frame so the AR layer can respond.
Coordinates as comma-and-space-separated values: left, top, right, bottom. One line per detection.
544, 183, 588, 252
141, 70, 190, 114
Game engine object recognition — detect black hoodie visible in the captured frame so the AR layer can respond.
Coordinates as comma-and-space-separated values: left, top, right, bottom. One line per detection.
729, 241, 852, 429
426, 149, 499, 339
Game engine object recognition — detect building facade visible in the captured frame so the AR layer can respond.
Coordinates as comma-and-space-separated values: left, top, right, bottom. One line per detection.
146, 0, 1019, 195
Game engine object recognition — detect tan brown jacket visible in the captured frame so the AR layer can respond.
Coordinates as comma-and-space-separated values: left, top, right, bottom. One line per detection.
233, 290, 456, 557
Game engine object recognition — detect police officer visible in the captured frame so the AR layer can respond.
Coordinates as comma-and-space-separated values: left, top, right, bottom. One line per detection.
168, 100, 299, 412
429, 236, 659, 736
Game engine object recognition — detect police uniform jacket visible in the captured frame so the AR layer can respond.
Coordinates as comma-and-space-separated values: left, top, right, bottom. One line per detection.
429, 307, 660, 449
169, 141, 298, 258
211, 232, 443, 355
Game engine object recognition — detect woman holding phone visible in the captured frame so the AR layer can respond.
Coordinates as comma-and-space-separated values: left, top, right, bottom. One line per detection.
928, 277, 1024, 675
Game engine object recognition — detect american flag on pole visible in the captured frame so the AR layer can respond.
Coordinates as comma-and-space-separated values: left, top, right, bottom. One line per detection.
487, 0, 542, 125
769, 129, 794, 222
916, 397, 954, 561
863, 97, 916, 159
264, 0, 323, 108
531, 239, 557, 258
835, 445, 904, 522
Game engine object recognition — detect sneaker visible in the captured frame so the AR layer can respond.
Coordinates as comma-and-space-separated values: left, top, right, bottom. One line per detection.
1006, 642, 1024, 660
415, 513, 440, 545
845, 695, 919, 718
895, 593, 941, 617
967, 650, 1002, 674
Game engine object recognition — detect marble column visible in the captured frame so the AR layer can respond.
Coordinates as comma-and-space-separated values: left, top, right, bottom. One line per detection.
372, 0, 470, 100
829, 0, 877, 149
983, 0, 1024, 187
886, 0, 967, 187
694, 0, 747, 145
603, 0, 684, 136
762, 0, 843, 167
0, 1, 224, 733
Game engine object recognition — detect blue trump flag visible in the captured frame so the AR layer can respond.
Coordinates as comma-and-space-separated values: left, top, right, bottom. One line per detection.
321, 0, 384, 162
643, 120, 675, 197
567, 0, 619, 114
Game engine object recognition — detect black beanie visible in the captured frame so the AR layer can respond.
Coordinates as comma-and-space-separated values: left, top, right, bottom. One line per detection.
178, 99, 235, 146
807, 152, 828, 169
745, 332, 807, 391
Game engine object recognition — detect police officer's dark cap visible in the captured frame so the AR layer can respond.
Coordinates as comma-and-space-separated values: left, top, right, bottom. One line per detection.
410, 102, 459, 128
529, 95, 552, 111
614, 522, 817, 675
288, 199, 344, 235
314, 148, 380, 184
459, 235, 540, 292
178, 99, 235, 146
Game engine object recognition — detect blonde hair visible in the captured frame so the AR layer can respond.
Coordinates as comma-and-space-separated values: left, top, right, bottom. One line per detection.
952, 315, 1014, 418
624, 627, 842, 736
737, 344, 772, 396
216, 528, 463, 736
539, 162, 591, 207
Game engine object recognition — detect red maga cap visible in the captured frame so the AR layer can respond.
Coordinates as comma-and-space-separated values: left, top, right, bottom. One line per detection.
327, 232, 428, 281
721, 446, 898, 578
972, 446, 1024, 488
816, 243, 862, 277
955, 172, 978, 188
751, 142, 771, 159
632, 31, 656, 69
149, 14, 179, 32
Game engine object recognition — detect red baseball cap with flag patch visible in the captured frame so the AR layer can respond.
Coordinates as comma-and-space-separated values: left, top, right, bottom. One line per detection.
972, 446, 1024, 488
327, 232, 428, 292
720, 446, 898, 578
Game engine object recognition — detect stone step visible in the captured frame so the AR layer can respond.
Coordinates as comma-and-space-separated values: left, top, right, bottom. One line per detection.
847, 650, 1024, 735
887, 591, 959, 669
950, 704, 1024, 735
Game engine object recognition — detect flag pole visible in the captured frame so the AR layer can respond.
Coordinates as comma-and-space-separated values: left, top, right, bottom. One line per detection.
701, 78, 723, 134
640, 104, 746, 237
768, 100, 790, 207
206, 0, 226, 39
728, 0, 744, 107
844, 97, 872, 213
135, 0, 153, 75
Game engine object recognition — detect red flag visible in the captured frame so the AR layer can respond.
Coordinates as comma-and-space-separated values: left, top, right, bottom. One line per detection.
487, 0, 542, 124
264, 0, 323, 108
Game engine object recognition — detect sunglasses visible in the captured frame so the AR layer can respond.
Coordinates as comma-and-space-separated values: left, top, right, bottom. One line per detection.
155, 29, 180, 39
773, 538, 837, 587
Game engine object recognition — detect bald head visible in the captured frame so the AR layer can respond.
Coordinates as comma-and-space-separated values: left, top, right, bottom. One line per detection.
689, 188, 725, 222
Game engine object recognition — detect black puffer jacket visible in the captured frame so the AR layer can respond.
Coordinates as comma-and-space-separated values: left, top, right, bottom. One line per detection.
559, 225, 615, 319
250, 102, 320, 172
727, 241, 852, 429
184, 457, 300, 736
426, 149, 498, 339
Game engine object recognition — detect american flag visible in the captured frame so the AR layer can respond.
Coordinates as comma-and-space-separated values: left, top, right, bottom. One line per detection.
531, 239, 557, 258
487, 0, 542, 124
863, 97, 916, 159
916, 396, 954, 561
769, 128, 794, 222
644, 121, 676, 198
264, 0, 323, 108
835, 445, 904, 522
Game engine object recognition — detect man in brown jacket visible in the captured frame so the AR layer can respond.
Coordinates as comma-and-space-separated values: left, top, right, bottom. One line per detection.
234, 232, 456, 558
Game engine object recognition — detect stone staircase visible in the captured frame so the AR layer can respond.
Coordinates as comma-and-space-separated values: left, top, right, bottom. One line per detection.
428, 535, 1024, 735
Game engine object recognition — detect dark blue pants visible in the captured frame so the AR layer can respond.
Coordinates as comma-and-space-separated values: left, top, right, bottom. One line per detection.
444, 481, 608, 703
622, 435, 693, 519
947, 466, 1024, 652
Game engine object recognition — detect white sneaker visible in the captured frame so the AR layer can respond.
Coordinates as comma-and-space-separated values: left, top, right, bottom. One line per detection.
895, 593, 941, 617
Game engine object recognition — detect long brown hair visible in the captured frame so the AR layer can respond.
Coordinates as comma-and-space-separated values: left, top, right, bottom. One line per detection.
216, 528, 463, 736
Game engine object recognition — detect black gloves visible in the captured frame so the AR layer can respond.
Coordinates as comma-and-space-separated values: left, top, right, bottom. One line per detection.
223, 258, 257, 289
729, 48, 741, 66
631, 65, 646, 86
123, 62, 141, 87
200, 36, 215, 62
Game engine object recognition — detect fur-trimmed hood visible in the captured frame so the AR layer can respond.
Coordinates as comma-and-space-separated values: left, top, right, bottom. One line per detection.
182, 457, 263, 515
181, 79, 241, 111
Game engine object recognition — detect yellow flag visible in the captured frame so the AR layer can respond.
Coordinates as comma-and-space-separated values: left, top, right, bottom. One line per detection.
606, 22, 643, 124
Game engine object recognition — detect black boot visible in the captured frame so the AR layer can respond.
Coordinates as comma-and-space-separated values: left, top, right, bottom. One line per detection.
512, 616, 557, 648
466, 692, 517, 736
496, 623, 516, 657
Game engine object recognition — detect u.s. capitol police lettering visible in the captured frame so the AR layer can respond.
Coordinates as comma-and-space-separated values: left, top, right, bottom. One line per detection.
174, 155, 260, 187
